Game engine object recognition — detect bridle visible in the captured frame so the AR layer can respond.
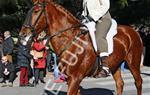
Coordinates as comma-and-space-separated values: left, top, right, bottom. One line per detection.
22, 1, 88, 56
23, 1, 49, 37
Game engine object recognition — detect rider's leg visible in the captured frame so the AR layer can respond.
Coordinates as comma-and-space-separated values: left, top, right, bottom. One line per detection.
95, 12, 112, 55
95, 12, 112, 77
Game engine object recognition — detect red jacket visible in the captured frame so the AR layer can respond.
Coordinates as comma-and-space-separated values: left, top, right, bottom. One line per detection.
32, 40, 47, 69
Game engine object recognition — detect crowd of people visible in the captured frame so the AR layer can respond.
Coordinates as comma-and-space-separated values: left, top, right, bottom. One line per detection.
0, 31, 64, 87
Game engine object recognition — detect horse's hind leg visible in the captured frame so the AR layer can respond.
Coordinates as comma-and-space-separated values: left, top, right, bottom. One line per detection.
126, 53, 143, 95
112, 68, 124, 95
67, 76, 82, 95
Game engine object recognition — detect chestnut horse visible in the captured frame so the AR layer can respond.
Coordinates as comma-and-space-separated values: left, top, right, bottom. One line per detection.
20, 0, 143, 95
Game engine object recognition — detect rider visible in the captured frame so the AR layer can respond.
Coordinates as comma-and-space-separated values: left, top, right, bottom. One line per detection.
81, 0, 112, 77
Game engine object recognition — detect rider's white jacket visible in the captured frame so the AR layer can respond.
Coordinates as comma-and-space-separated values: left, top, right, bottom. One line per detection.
82, 0, 110, 21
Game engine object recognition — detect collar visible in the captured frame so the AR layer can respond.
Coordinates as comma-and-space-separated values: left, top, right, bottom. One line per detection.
4, 35, 11, 40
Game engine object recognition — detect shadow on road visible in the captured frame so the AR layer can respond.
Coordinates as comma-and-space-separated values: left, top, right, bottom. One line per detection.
141, 73, 150, 76
44, 87, 114, 95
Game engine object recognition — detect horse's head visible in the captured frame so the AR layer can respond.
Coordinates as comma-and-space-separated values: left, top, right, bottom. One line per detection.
19, 0, 49, 41
20, 0, 81, 52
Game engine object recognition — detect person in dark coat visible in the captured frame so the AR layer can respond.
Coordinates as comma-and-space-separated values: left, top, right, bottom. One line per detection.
138, 25, 150, 67
0, 35, 4, 59
0, 56, 15, 87
17, 41, 33, 87
144, 34, 150, 67
3, 31, 14, 63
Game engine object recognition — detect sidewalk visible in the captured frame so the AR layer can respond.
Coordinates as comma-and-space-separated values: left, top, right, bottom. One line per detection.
0, 71, 54, 87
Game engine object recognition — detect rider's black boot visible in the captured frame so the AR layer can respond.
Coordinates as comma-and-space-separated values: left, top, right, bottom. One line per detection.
94, 56, 110, 78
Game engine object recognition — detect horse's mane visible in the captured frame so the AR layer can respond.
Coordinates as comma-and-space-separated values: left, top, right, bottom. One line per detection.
49, 1, 80, 23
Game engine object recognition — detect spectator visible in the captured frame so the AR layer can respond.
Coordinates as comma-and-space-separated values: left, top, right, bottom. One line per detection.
0, 56, 15, 87
144, 33, 150, 67
46, 49, 52, 72
137, 25, 150, 67
46, 41, 65, 83
3, 31, 14, 63
52, 52, 65, 83
17, 40, 34, 87
0, 35, 4, 59
31, 31, 47, 85
45, 41, 54, 72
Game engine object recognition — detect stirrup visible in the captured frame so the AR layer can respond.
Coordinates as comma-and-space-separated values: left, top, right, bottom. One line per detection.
95, 56, 110, 78
102, 66, 110, 74
95, 68, 110, 78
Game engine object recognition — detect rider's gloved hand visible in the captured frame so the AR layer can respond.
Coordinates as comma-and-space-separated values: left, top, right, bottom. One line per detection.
76, 12, 94, 23
81, 16, 94, 23
76, 14, 85, 22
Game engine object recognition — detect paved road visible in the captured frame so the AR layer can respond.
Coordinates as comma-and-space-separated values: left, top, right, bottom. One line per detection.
0, 66, 150, 95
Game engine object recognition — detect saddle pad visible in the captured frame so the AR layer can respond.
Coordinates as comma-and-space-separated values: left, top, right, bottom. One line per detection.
84, 19, 117, 56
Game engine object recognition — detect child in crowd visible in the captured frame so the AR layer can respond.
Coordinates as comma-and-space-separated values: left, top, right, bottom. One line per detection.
17, 39, 34, 87
0, 56, 15, 87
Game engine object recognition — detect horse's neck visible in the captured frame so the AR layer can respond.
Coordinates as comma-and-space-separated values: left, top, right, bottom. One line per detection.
46, 2, 80, 54
48, 22, 78, 54
48, 11, 77, 31
46, 3, 78, 33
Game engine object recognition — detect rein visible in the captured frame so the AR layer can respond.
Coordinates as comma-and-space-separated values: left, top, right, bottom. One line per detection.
45, 23, 88, 56
49, 24, 83, 39
58, 28, 88, 57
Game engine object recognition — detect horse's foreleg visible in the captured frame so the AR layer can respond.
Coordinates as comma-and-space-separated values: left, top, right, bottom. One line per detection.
67, 76, 82, 95
112, 68, 124, 95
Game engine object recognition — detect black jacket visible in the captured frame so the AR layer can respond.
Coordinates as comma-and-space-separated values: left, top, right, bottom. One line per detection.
0, 43, 3, 58
3, 37, 14, 55
17, 44, 32, 67
0, 61, 15, 74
